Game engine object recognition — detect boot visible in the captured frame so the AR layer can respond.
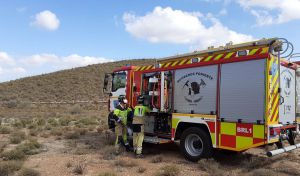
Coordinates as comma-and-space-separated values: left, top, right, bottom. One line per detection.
125, 144, 133, 152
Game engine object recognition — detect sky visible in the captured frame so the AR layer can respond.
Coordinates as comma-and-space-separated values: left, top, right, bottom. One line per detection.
0, 0, 300, 82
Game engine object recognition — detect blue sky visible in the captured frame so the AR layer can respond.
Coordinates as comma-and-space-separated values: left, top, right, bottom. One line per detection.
0, 0, 300, 82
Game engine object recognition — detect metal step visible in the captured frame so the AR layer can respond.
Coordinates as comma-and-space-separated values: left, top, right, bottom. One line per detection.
144, 136, 172, 144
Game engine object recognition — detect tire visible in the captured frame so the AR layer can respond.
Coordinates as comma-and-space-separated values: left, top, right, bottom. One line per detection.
180, 127, 213, 162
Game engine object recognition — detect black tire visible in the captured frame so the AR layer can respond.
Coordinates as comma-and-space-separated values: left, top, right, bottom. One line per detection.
180, 127, 213, 162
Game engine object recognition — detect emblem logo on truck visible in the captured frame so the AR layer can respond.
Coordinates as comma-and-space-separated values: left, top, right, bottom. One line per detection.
282, 70, 294, 97
182, 79, 206, 103
177, 72, 213, 105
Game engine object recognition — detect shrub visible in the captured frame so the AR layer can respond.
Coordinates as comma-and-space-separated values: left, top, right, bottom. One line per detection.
50, 128, 63, 136
66, 161, 72, 168
1, 149, 25, 160
59, 118, 71, 126
64, 131, 80, 139
6, 100, 18, 108
9, 131, 26, 144
137, 167, 146, 173
18, 168, 40, 176
151, 155, 163, 163
155, 165, 180, 176
75, 128, 87, 135
0, 126, 11, 134
47, 118, 59, 127
35, 118, 46, 126
29, 129, 39, 136
102, 146, 122, 160
16, 139, 42, 155
114, 158, 137, 167
0, 161, 23, 176
73, 163, 85, 175
76, 118, 98, 126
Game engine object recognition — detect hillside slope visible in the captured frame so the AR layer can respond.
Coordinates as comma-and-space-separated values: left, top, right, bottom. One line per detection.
0, 59, 156, 102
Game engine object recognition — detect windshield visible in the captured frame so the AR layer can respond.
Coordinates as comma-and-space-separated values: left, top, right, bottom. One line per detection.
112, 71, 126, 92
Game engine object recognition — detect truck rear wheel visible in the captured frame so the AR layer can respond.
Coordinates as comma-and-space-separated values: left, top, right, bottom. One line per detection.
180, 127, 213, 162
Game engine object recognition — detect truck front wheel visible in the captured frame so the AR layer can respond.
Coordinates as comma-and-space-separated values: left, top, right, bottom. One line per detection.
180, 127, 213, 162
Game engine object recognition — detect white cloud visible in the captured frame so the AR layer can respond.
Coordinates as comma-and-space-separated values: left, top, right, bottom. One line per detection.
0, 52, 15, 65
0, 52, 113, 82
238, 0, 300, 25
22, 54, 60, 66
31, 10, 60, 31
123, 6, 253, 49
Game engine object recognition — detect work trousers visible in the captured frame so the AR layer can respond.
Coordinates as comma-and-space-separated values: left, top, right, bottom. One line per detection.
133, 125, 144, 155
114, 123, 128, 151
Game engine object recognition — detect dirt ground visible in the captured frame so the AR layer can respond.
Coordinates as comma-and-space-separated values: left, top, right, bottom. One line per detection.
1, 105, 300, 176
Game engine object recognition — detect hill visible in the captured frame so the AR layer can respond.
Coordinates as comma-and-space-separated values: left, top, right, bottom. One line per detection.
0, 59, 156, 103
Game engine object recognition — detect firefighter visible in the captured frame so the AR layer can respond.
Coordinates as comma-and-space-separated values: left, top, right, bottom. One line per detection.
113, 95, 132, 152
132, 96, 151, 158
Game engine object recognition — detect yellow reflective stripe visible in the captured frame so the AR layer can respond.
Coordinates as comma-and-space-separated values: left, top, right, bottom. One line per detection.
204, 55, 213, 62
270, 95, 279, 120
140, 66, 146, 71
164, 62, 172, 68
135, 67, 140, 71
249, 48, 259, 55
253, 125, 264, 139
220, 122, 236, 135
146, 65, 152, 70
171, 60, 179, 67
214, 54, 224, 61
260, 47, 269, 54
178, 59, 188, 65
224, 52, 235, 59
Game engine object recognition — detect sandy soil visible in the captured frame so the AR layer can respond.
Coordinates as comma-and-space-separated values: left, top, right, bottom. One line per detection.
19, 132, 300, 176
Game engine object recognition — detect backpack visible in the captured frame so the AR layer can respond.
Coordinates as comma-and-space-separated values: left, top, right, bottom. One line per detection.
108, 112, 115, 129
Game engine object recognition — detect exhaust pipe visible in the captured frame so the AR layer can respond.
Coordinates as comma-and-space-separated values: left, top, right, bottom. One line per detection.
267, 143, 300, 157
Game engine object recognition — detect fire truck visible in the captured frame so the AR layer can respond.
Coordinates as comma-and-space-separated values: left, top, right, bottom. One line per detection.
103, 38, 300, 161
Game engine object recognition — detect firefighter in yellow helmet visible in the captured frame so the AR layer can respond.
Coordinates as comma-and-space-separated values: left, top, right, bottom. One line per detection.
113, 95, 132, 152
132, 95, 151, 158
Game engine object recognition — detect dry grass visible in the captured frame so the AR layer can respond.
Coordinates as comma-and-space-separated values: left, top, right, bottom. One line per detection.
155, 165, 180, 176
114, 158, 137, 167
0, 126, 11, 134
1, 149, 26, 160
18, 168, 40, 176
73, 163, 86, 175
1, 139, 42, 160
64, 131, 80, 139
151, 155, 163, 163
97, 172, 117, 176
0, 161, 23, 176
137, 167, 146, 173
9, 131, 26, 144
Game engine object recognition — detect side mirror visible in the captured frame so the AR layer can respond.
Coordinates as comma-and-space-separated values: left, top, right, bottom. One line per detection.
103, 73, 112, 94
